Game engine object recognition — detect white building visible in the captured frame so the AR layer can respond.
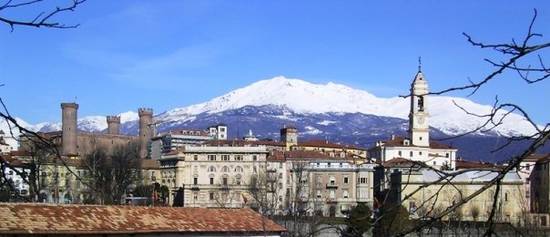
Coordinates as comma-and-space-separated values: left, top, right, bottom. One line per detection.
0, 130, 14, 154
208, 124, 228, 140
368, 69, 457, 170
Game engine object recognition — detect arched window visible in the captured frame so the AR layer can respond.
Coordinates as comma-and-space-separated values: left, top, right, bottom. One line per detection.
208, 166, 216, 172
222, 166, 230, 173
234, 166, 243, 173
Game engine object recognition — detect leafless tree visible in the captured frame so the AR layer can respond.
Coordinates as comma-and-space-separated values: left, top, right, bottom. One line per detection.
0, 0, 87, 202
83, 143, 141, 205
0, 0, 86, 31
379, 8, 550, 237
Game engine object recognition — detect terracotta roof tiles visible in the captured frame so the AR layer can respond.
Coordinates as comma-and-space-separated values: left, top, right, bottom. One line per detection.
0, 203, 286, 235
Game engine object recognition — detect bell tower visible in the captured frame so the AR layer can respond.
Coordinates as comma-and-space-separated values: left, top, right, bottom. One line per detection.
409, 63, 430, 147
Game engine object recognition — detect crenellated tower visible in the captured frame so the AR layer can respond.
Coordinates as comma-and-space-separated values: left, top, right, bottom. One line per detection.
61, 102, 79, 156
106, 115, 121, 135
138, 108, 153, 159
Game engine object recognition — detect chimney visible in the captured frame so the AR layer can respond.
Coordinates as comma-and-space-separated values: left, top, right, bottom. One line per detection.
138, 108, 153, 159
106, 115, 121, 135
61, 102, 78, 156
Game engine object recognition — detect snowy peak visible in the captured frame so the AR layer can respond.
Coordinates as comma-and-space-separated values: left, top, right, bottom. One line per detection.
159, 76, 537, 137
9, 76, 538, 141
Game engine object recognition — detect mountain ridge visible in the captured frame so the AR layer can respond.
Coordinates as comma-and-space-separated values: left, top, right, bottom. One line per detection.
0, 76, 540, 160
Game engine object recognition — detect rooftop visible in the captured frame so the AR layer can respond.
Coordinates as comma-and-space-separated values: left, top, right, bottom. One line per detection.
0, 203, 286, 235
374, 135, 455, 150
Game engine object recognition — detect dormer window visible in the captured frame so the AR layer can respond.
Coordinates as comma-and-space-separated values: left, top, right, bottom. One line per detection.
403, 139, 410, 146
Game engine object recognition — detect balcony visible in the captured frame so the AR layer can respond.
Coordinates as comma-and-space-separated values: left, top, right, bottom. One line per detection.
326, 183, 338, 189
326, 198, 338, 204
190, 185, 200, 191
220, 185, 230, 191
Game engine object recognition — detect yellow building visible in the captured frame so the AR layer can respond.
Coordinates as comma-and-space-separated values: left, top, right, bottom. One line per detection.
381, 158, 527, 225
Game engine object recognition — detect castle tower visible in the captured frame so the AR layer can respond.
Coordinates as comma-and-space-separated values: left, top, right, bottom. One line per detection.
106, 115, 121, 135
280, 126, 298, 151
138, 108, 153, 159
61, 102, 79, 156
409, 68, 430, 147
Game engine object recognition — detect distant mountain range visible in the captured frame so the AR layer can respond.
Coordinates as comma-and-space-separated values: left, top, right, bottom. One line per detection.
2, 76, 546, 162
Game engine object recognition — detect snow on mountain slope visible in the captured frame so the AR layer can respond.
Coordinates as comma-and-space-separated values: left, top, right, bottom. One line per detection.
12, 76, 537, 139
37, 111, 139, 133
157, 76, 537, 137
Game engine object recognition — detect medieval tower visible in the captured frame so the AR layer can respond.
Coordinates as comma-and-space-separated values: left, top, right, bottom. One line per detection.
61, 102, 79, 156
138, 108, 154, 158
280, 126, 298, 151
409, 68, 430, 147
106, 116, 121, 135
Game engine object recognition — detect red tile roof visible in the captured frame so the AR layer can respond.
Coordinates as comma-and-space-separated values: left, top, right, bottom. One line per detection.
376, 136, 454, 149
298, 140, 366, 150
205, 139, 284, 147
267, 150, 353, 162
523, 153, 550, 163
455, 159, 500, 169
382, 157, 424, 168
0, 203, 286, 235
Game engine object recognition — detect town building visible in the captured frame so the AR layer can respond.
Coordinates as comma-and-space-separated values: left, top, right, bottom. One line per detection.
0, 130, 14, 153
0, 203, 286, 236
150, 129, 213, 159
159, 144, 270, 207
379, 158, 526, 224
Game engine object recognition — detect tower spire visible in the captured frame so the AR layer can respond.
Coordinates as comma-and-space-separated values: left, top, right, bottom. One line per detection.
418, 56, 422, 72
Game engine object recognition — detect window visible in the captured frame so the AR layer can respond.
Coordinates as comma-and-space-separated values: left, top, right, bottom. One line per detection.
505, 192, 508, 201
343, 177, 349, 184
329, 176, 335, 185
193, 193, 198, 200
194, 155, 198, 161
234, 166, 243, 172
222, 166, 230, 173
193, 177, 198, 185
433, 161, 436, 166
329, 190, 335, 199
343, 190, 349, 199
208, 155, 216, 161
210, 177, 214, 185
209, 192, 214, 200
409, 151, 413, 157
419, 151, 422, 155
221, 155, 230, 161
398, 151, 402, 156
419, 136, 423, 141
446, 153, 450, 158
208, 166, 216, 172
222, 177, 228, 185
252, 155, 258, 161
220, 127, 225, 132
359, 177, 367, 184
234, 155, 243, 161
316, 190, 322, 198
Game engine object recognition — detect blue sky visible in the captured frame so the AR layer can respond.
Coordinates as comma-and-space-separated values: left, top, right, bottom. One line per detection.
0, 1, 549, 124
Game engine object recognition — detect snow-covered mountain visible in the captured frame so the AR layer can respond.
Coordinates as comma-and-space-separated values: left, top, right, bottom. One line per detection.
155, 76, 537, 137
1, 76, 541, 160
